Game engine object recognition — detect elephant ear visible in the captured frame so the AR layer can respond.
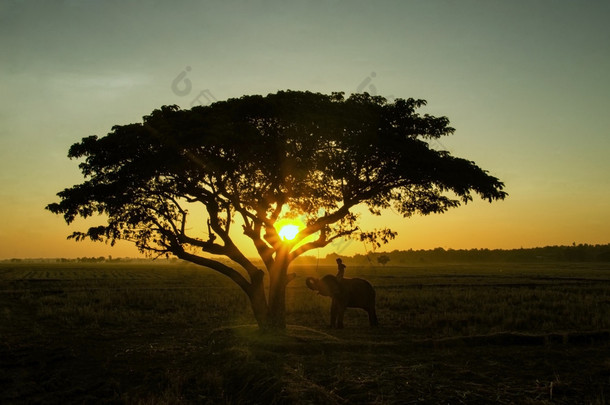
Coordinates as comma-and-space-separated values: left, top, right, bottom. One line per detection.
320, 275, 343, 296
306, 277, 318, 291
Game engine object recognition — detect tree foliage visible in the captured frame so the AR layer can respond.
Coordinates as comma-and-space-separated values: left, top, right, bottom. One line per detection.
47, 91, 507, 328
377, 255, 391, 266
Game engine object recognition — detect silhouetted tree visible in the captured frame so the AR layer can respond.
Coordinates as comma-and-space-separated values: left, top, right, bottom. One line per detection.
47, 91, 506, 330
377, 255, 390, 267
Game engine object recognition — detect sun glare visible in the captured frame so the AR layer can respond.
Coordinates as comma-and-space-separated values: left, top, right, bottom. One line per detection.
278, 224, 300, 241
274, 210, 306, 242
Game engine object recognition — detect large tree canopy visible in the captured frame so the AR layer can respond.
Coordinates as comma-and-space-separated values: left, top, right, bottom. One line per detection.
47, 91, 506, 329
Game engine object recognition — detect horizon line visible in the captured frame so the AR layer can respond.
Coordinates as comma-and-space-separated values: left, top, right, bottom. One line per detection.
3, 242, 609, 262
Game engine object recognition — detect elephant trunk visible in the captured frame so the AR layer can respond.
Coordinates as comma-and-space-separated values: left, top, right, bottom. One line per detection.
306, 277, 318, 291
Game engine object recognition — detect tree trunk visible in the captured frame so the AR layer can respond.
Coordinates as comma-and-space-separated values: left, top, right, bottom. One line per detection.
244, 269, 270, 329
268, 272, 287, 329
266, 253, 290, 330
245, 265, 288, 331
240, 251, 291, 331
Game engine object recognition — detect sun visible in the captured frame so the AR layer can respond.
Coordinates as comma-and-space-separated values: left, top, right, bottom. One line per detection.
278, 224, 300, 241
275, 217, 305, 241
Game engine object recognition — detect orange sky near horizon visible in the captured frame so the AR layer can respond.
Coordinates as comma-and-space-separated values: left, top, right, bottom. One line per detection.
1, 1, 609, 259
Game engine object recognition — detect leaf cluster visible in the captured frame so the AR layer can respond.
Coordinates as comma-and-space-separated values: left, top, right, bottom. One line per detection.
47, 91, 506, 271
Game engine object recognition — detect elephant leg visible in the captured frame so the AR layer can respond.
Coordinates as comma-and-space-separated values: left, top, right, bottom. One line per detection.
336, 305, 346, 329
330, 300, 338, 328
368, 307, 379, 326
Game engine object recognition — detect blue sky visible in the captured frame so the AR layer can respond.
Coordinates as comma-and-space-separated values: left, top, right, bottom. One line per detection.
1, 0, 609, 258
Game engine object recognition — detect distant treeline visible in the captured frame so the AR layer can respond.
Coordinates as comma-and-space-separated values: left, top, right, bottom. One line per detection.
4, 244, 610, 265
296, 243, 610, 265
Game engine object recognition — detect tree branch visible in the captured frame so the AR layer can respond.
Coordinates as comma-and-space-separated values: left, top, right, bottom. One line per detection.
174, 250, 253, 294
289, 227, 357, 260
292, 204, 352, 246
243, 222, 275, 270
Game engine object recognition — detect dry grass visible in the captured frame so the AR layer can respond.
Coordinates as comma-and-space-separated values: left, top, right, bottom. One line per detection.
1, 261, 609, 403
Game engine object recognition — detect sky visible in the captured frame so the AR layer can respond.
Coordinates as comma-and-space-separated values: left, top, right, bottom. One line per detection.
1, 0, 609, 259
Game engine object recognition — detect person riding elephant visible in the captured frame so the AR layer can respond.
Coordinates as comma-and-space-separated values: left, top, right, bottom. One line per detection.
336, 257, 346, 280
306, 274, 378, 328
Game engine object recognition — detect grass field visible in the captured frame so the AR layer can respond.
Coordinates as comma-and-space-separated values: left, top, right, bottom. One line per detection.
1, 261, 610, 403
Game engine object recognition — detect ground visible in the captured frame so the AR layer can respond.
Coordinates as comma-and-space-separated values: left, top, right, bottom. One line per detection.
1, 262, 609, 404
